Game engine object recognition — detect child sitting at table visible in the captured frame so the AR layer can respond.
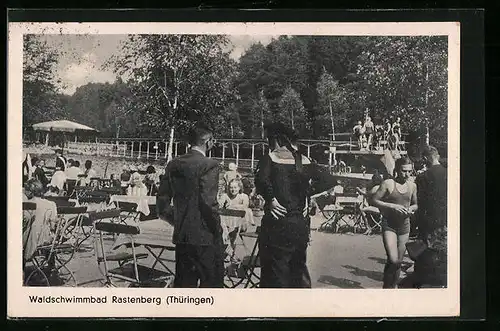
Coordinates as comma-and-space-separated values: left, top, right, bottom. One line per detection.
219, 178, 249, 210
218, 178, 251, 258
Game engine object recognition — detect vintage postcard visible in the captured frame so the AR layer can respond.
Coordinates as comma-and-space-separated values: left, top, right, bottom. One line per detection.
8, 21, 460, 318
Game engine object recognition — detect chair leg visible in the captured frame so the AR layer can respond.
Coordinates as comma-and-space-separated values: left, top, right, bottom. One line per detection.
55, 254, 78, 287
24, 257, 51, 286
131, 241, 141, 284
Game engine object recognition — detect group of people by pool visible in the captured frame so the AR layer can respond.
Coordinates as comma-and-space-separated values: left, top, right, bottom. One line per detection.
22, 150, 162, 198
154, 121, 447, 289
22, 120, 447, 289
353, 115, 403, 151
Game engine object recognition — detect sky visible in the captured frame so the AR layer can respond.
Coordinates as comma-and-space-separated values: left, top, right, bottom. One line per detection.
39, 34, 276, 95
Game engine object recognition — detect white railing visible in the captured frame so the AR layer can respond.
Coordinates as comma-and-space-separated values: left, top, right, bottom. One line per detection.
58, 136, 407, 171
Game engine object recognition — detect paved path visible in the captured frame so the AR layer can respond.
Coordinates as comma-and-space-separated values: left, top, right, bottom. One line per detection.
50, 213, 412, 289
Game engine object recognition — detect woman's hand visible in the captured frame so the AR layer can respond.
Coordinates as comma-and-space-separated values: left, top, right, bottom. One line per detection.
270, 198, 287, 219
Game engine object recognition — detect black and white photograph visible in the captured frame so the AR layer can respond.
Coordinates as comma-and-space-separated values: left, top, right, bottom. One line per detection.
8, 22, 460, 318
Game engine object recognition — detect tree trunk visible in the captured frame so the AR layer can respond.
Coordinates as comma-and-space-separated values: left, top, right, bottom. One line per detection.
425, 63, 429, 107
167, 127, 175, 163
261, 108, 264, 139
328, 97, 335, 139
291, 109, 295, 130
425, 122, 430, 146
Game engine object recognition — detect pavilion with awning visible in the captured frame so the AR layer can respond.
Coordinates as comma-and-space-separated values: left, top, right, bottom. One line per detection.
32, 120, 99, 147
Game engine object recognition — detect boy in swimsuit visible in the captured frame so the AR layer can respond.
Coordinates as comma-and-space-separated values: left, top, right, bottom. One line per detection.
363, 116, 374, 150
353, 121, 364, 149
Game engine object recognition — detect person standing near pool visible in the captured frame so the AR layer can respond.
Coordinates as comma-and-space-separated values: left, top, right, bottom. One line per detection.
363, 116, 375, 149
372, 156, 418, 288
157, 123, 224, 288
255, 122, 338, 288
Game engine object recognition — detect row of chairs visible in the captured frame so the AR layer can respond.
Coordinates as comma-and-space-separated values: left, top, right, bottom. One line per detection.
24, 196, 261, 288
23, 202, 171, 287
317, 193, 383, 235
23, 202, 86, 286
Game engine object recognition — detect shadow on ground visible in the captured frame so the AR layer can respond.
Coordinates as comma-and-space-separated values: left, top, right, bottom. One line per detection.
368, 256, 386, 264
317, 275, 364, 289
342, 265, 384, 282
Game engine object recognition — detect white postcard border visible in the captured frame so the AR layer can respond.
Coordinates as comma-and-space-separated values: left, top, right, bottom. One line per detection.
8, 21, 460, 318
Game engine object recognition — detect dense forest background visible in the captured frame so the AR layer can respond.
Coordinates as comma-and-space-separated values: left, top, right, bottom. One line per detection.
22, 34, 448, 154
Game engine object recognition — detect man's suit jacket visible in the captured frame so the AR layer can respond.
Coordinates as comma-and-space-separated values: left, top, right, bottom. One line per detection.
157, 149, 223, 246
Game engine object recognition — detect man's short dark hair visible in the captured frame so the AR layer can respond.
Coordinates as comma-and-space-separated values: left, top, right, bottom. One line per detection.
422, 145, 440, 160
74, 160, 80, 167
188, 124, 213, 147
85, 160, 92, 169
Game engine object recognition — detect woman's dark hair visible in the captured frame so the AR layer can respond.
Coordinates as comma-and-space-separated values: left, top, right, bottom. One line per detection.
146, 165, 156, 174
74, 160, 80, 167
85, 160, 92, 170
264, 122, 303, 172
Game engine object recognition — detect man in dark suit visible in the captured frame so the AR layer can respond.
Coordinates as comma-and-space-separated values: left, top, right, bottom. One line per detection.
414, 145, 448, 287
157, 124, 224, 288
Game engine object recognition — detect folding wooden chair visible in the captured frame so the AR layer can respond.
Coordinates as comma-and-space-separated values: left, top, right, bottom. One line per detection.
93, 221, 149, 287
24, 209, 78, 286
72, 185, 91, 199
335, 195, 365, 233
98, 187, 121, 196
118, 201, 142, 224
45, 195, 70, 204
56, 206, 89, 251
23, 202, 37, 217
361, 207, 383, 235
220, 208, 248, 260
88, 208, 123, 240
51, 200, 76, 207
22, 202, 37, 269
224, 226, 261, 288
23, 209, 56, 286
89, 177, 101, 189
78, 196, 108, 205
314, 193, 342, 232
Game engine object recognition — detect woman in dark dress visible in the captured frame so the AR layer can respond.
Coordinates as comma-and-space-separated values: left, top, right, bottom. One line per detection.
254, 123, 338, 288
